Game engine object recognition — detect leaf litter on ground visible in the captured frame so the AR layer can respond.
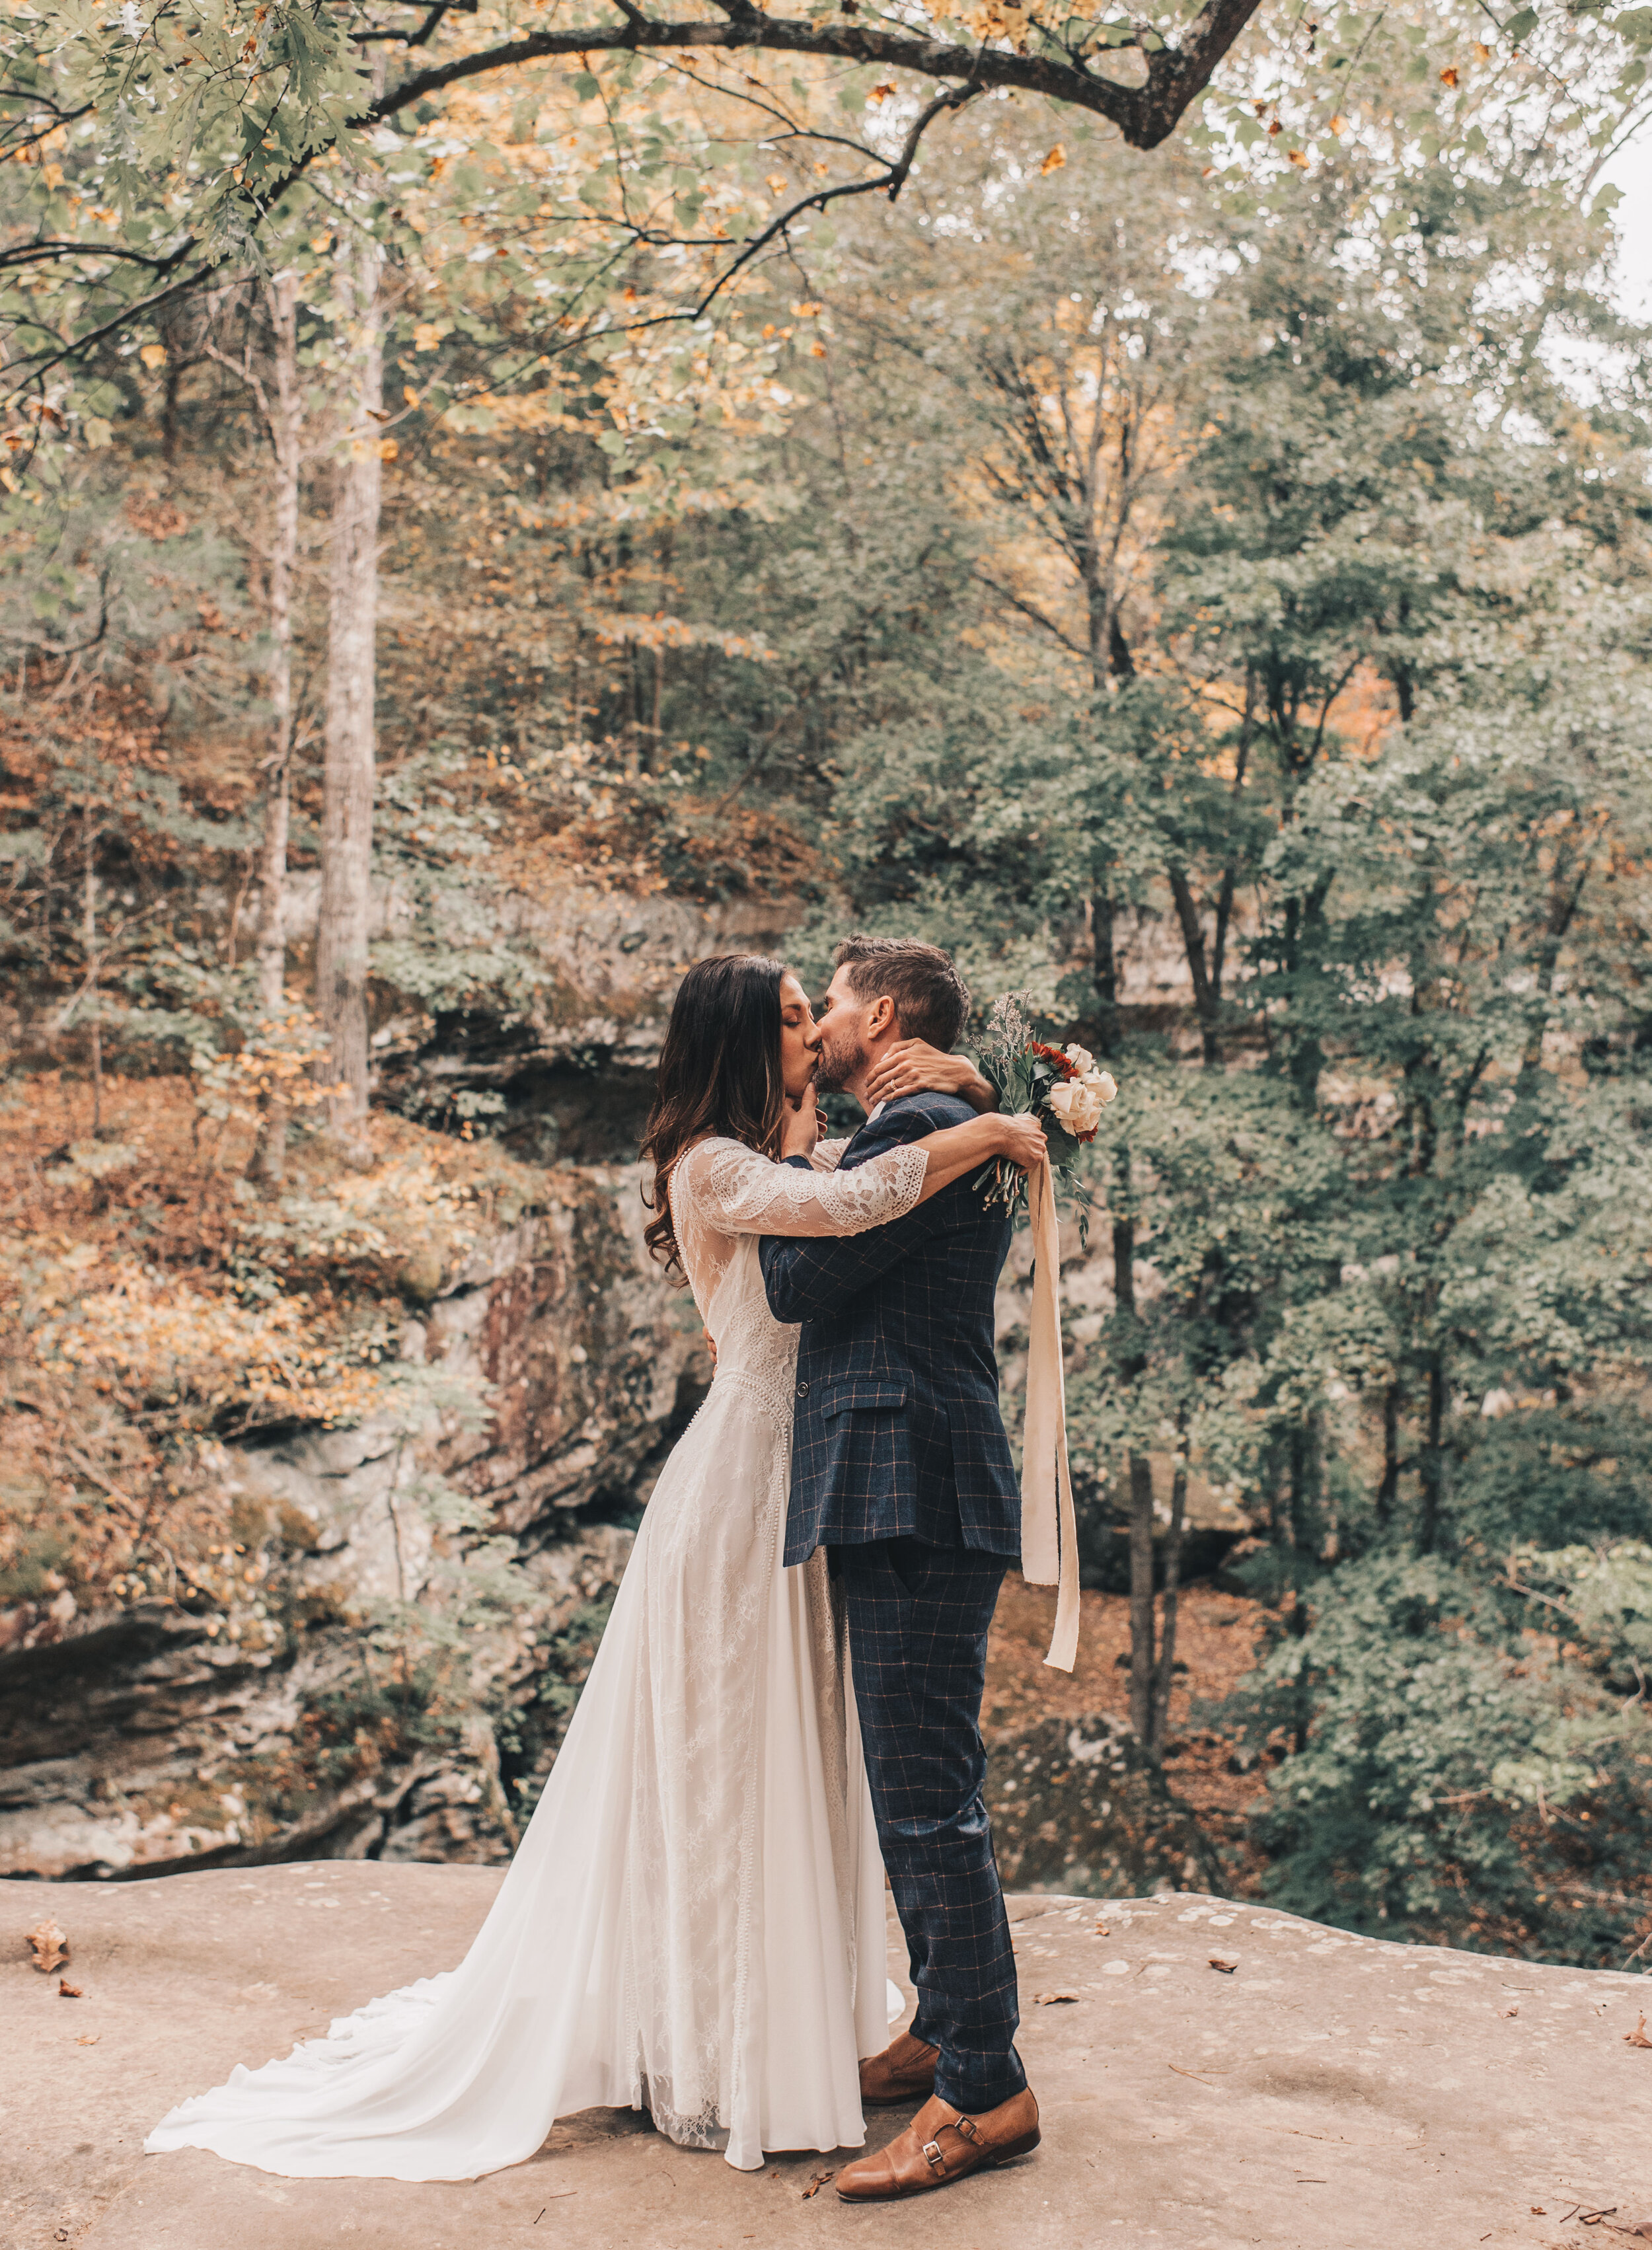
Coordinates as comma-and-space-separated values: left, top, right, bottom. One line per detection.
26, 1920, 68, 1974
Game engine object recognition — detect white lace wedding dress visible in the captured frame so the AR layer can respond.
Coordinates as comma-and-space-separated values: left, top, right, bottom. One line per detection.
145, 1133, 928, 2181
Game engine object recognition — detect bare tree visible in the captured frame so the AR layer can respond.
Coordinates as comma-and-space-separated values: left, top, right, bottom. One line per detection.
252, 272, 303, 1180
207, 268, 309, 1180
315, 228, 384, 1140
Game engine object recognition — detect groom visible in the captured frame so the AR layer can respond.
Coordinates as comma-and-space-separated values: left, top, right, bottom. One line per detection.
759, 935, 1040, 2203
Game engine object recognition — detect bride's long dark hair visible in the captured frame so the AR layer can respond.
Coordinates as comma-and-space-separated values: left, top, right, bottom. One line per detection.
641, 953, 788, 1275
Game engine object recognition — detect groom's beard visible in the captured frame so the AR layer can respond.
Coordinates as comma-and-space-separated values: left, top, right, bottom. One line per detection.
812, 1029, 866, 1097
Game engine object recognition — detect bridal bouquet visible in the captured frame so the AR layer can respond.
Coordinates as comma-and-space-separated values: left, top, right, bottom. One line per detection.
973, 991, 1117, 1220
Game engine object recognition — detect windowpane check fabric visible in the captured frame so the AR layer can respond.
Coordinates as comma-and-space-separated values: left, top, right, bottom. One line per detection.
759, 1092, 1020, 1568
837, 1538, 1026, 2114
759, 1090, 1027, 2115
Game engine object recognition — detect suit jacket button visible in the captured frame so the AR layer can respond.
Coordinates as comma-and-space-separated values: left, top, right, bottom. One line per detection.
796, 1380, 809, 1397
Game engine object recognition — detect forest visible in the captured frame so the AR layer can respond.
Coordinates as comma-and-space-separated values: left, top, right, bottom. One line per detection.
0, 0, 1650, 1975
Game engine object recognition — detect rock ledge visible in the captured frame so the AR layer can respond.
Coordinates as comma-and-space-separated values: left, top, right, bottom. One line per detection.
3, 1863, 1649, 2249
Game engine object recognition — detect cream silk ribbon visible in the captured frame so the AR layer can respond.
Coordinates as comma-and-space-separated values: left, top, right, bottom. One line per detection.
1020, 1156, 1080, 1672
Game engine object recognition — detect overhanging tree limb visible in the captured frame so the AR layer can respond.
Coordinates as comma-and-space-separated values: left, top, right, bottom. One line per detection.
0, 0, 1265, 394
361, 0, 1264, 148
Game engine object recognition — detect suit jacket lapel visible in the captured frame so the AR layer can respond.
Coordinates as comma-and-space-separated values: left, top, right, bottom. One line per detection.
839, 1099, 893, 1167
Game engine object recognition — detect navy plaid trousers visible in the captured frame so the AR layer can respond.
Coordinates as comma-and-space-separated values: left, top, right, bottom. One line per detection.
835, 1536, 1026, 2115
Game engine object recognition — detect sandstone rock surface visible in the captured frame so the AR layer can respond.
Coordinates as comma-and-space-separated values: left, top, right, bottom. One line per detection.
4, 1863, 1648, 2250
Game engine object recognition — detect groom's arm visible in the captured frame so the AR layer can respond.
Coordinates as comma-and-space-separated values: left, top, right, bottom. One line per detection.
759, 1094, 973, 1324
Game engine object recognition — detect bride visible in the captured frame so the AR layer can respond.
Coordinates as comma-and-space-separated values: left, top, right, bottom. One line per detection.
146, 952, 1044, 2182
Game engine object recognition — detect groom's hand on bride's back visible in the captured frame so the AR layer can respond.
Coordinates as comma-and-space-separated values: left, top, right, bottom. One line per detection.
864, 1039, 998, 1114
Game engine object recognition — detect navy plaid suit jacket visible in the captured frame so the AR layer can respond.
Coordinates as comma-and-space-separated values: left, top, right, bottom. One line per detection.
759, 1091, 1020, 1567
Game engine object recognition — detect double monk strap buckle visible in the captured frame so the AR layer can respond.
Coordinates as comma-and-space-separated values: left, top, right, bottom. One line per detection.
835, 2087, 1041, 2202
922, 2113, 979, 2175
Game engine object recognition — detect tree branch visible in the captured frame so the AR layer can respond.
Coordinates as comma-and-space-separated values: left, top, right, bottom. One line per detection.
365, 5, 1260, 147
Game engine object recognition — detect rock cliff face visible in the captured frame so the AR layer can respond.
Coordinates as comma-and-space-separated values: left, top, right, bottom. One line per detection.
0, 1163, 708, 1883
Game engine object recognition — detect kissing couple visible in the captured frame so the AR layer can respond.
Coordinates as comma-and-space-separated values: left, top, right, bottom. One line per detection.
148, 934, 1051, 2204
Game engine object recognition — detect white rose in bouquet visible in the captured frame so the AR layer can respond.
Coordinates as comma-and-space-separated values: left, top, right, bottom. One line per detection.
1064, 1042, 1096, 1074
1084, 1067, 1118, 1105
1047, 1076, 1106, 1137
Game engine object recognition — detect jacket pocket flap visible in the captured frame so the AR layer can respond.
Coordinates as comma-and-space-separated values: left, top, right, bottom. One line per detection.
821, 1381, 908, 1417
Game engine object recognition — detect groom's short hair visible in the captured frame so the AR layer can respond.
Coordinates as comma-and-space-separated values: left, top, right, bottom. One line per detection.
833, 936, 970, 1050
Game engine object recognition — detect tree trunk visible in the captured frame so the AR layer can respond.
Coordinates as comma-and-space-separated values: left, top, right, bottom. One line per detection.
1126, 1446, 1157, 1744
1092, 892, 1119, 1056
1418, 1349, 1446, 1555
317, 232, 383, 1137
252, 272, 302, 1184
83, 827, 101, 1139
1110, 1172, 1159, 1746
1287, 1423, 1312, 1752
1149, 1429, 1189, 1757
1377, 1380, 1400, 1526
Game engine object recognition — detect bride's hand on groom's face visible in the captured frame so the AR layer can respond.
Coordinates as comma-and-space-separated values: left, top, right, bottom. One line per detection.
780, 1079, 820, 1160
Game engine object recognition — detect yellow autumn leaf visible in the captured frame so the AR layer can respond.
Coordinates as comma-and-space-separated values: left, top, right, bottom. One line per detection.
868, 83, 895, 103
412, 322, 443, 352
378, 438, 398, 461
1329, 114, 1345, 134
1288, 149, 1309, 168
1041, 144, 1067, 175
1440, 65, 1459, 86
139, 343, 167, 369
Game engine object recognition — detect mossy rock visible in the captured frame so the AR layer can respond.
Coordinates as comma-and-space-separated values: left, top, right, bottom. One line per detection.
396, 1240, 448, 1303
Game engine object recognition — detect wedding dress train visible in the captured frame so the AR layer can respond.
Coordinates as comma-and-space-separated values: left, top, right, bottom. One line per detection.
145, 1133, 928, 2180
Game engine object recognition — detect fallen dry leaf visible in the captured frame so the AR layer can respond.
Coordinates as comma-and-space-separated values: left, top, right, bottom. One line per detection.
1498, 2006, 1519, 2019
1531, 2209, 1545, 2216
58, 1978, 83, 1999
1625, 2014, 1652, 2050
1209, 1958, 1238, 1974
76, 2033, 100, 2046
1035, 1990, 1078, 2005
1094, 1922, 1109, 1937
800, 2171, 835, 2200
26, 1920, 68, 1974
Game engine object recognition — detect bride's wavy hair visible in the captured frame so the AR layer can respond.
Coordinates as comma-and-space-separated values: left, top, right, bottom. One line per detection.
641, 953, 788, 1275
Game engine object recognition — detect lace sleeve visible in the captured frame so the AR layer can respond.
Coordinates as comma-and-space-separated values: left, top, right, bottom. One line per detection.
676, 1136, 927, 1238
807, 1138, 850, 1174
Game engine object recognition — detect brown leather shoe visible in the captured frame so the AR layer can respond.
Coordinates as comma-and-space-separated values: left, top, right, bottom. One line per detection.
858, 2031, 939, 2107
837, 2087, 1039, 2201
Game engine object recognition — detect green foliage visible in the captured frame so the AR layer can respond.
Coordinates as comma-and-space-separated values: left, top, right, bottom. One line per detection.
1226, 1548, 1652, 1962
